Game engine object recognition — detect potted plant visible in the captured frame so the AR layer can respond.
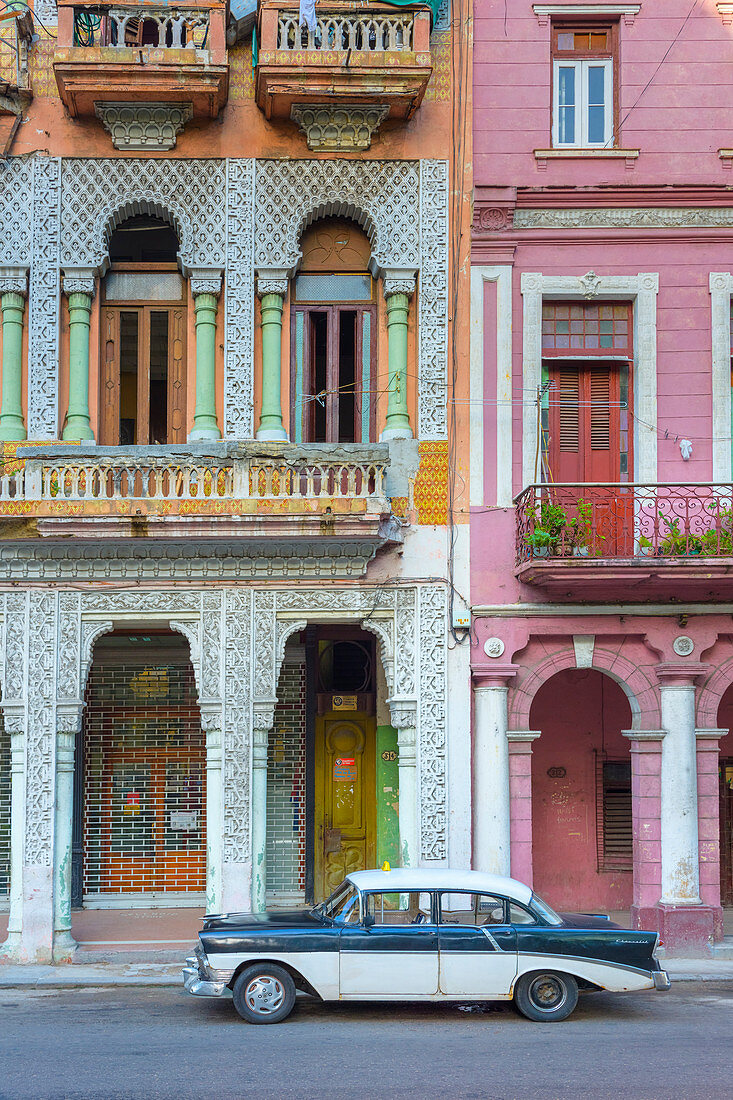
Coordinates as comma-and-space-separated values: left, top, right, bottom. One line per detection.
524, 499, 568, 557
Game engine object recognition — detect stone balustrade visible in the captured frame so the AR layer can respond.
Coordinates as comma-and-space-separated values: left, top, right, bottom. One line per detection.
276, 10, 414, 52
72, 5, 211, 49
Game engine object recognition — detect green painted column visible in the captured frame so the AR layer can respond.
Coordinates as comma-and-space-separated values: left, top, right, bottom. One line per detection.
381, 277, 414, 441
256, 276, 288, 442
0, 269, 28, 442
190, 271, 222, 441
62, 273, 95, 441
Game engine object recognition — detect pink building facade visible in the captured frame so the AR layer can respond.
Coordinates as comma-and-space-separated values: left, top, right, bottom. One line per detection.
470, 0, 733, 954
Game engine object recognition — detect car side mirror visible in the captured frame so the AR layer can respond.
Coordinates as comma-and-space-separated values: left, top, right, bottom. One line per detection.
363, 913, 375, 929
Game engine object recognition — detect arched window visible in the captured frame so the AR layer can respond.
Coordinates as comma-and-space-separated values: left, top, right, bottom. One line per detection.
291, 218, 376, 444
99, 215, 187, 445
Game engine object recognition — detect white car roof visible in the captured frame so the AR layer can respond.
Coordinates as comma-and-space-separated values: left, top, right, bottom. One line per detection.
345, 868, 534, 906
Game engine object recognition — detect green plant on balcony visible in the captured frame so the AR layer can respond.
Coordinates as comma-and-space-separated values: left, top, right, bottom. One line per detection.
524, 499, 568, 556
639, 504, 733, 556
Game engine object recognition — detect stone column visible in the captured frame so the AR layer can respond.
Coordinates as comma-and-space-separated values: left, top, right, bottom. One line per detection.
655, 663, 716, 954
389, 699, 418, 867
381, 271, 416, 442
256, 272, 288, 442
0, 266, 28, 442
622, 730, 666, 932
251, 703, 275, 911
189, 269, 223, 441
507, 731, 540, 886
472, 666, 518, 876
62, 269, 96, 441
53, 714, 80, 961
0, 712, 24, 960
695, 728, 726, 942
201, 713, 223, 915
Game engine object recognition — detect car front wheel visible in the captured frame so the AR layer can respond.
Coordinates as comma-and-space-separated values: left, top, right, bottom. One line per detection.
514, 971, 578, 1022
232, 964, 296, 1024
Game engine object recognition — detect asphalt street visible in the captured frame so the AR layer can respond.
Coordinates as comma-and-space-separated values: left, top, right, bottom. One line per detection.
0, 982, 731, 1100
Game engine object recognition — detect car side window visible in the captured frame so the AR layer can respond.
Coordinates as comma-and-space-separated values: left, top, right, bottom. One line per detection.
439, 893, 507, 926
509, 902, 537, 926
364, 891, 433, 926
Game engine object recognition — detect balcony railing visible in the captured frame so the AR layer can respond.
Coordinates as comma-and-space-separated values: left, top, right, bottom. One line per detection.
0, 453, 388, 506
515, 483, 733, 564
276, 10, 415, 51
72, 6, 211, 48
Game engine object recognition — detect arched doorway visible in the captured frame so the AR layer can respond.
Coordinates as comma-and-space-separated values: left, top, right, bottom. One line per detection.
716, 688, 733, 906
290, 217, 377, 444
99, 214, 187, 445
530, 668, 633, 913
74, 630, 206, 906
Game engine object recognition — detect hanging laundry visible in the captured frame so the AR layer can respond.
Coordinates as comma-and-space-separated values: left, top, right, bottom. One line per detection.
299, 0, 316, 33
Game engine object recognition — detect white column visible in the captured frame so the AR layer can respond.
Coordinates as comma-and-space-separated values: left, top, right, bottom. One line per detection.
53, 724, 78, 960
390, 700, 418, 867
657, 664, 705, 906
0, 716, 24, 959
251, 714, 270, 911
472, 669, 517, 876
203, 717, 223, 915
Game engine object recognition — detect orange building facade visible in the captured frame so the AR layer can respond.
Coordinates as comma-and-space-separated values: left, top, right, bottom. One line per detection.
0, 0, 472, 962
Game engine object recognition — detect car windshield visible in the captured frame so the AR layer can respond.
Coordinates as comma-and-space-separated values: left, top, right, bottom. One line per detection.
312, 881, 360, 924
529, 891, 563, 926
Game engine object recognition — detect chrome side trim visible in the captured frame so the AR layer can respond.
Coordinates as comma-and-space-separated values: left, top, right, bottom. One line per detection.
653, 969, 671, 991
517, 950, 654, 979
480, 927, 502, 950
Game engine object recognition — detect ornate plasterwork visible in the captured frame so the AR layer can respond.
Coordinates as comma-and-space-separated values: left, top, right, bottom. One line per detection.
95, 103, 193, 152
256, 277, 289, 298
520, 272, 659, 486
579, 270, 601, 299
291, 104, 390, 151
224, 159, 255, 439
223, 589, 252, 861
60, 158, 227, 274
33, 0, 57, 25
28, 156, 61, 440
0, 148, 33, 267
25, 591, 57, 865
62, 268, 96, 298
189, 269, 223, 298
417, 585, 447, 860
0, 266, 27, 296
418, 160, 449, 439
514, 207, 733, 230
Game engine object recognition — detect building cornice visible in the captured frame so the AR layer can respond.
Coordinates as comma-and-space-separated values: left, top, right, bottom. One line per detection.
533, 3, 640, 24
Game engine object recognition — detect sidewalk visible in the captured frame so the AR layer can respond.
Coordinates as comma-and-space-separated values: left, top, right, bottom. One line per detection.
2, 959, 733, 988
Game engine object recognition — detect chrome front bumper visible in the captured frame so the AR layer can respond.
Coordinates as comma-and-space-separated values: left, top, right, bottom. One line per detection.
182, 955, 228, 998
653, 969, 671, 991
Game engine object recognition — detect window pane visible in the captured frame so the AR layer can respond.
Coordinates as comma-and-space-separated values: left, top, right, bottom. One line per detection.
557, 32, 574, 50
366, 892, 431, 924
295, 274, 372, 302
339, 311, 357, 443
105, 272, 183, 302
587, 65, 606, 143
440, 892, 505, 926
558, 66, 575, 143
119, 311, 138, 445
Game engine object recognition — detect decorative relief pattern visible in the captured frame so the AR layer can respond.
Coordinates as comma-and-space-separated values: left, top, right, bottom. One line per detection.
253, 591, 276, 700
170, 620, 203, 699
201, 592, 224, 702
394, 588, 417, 699
0, 158, 33, 266
25, 591, 57, 865
94, 103, 193, 152
80, 621, 113, 698
28, 156, 61, 439
224, 159, 255, 439
418, 160, 448, 439
60, 158, 227, 272
291, 104, 390, 151
417, 585, 447, 860
514, 207, 733, 230
57, 592, 81, 702
223, 589, 252, 860
3, 592, 27, 705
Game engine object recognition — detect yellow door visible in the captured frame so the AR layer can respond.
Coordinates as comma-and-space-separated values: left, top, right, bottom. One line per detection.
314, 714, 376, 900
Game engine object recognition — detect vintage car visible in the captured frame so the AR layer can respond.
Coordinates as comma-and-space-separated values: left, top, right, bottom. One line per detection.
182, 867, 670, 1024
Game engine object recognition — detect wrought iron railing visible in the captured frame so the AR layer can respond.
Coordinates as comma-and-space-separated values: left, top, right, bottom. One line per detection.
276, 10, 414, 51
515, 483, 733, 564
72, 6, 211, 48
0, 455, 387, 505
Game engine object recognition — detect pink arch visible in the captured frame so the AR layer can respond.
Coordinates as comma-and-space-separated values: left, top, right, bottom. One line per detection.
697, 658, 733, 728
507, 640, 661, 731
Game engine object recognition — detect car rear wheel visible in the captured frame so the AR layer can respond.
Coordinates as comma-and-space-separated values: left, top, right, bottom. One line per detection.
514, 971, 578, 1022
232, 964, 296, 1024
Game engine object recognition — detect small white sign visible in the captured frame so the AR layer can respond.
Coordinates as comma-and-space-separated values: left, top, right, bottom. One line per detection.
170, 810, 198, 831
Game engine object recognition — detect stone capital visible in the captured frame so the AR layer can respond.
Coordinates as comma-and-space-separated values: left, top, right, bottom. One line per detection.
0, 265, 28, 297
256, 268, 289, 299
472, 663, 519, 689
388, 696, 417, 729
381, 267, 417, 298
695, 727, 727, 744
253, 698, 277, 733
189, 267, 223, 299
622, 728, 667, 744
655, 662, 709, 687
63, 267, 97, 298
507, 729, 541, 743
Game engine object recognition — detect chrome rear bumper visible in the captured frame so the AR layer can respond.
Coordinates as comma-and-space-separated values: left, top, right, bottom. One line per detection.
653, 969, 671, 991
182, 955, 227, 998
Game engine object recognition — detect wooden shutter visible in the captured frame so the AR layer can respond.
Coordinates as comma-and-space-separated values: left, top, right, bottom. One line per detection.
590, 369, 611, 450
597, 760, 632, 871
99, 309, 120, 446
168, 307, 187, 443
558, 370, 580, 452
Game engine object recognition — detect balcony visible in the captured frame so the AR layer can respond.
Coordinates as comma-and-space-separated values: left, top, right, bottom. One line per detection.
0, 443, 392, 547
515, 483, 733, 601
54, 1, 228, 145
255, 0, 432, 141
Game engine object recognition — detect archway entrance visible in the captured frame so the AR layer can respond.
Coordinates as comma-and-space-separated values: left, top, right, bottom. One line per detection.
266, 625, 389, 906
716, 689, 733, 906
74, 631, 205, 906
529, 668, 633, 913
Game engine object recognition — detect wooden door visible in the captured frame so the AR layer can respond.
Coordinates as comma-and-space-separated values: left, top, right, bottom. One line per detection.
721, 761, 733, 906
314, 714, 376, 900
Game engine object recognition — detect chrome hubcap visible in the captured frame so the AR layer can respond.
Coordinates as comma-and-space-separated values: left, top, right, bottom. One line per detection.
244, 975, 286, 1015
529, 975, 566, 1011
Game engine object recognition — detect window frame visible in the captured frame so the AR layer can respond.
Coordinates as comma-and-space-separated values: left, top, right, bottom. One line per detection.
436, 891, 509, 927
551, 22, 617, 149
596, 756, 633, 873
